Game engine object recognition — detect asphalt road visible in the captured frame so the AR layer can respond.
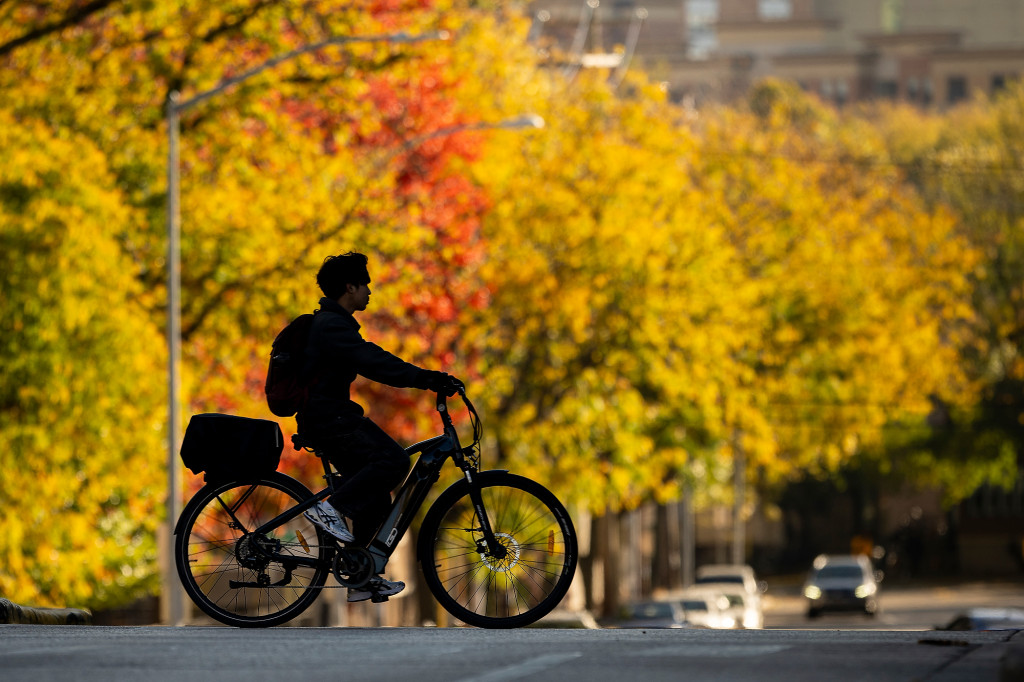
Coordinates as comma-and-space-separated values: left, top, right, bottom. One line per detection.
4, 581, 1023, 681
1, 624, 1021, 682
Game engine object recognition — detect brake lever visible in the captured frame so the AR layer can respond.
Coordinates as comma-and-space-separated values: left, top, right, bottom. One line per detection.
459, 388, 476, 415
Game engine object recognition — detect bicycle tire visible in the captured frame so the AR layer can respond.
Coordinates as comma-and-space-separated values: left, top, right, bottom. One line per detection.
174, 472, 331, 627
417, 471, 578, 628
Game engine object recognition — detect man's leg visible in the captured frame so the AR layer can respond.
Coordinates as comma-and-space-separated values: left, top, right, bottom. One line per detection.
320, 418, 410, 601
326, 417, 410, 544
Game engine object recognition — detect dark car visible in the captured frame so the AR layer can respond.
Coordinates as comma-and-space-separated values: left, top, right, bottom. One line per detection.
614, 600, 688, 629
803, 554, 879, 618
938, 608, 1024, 631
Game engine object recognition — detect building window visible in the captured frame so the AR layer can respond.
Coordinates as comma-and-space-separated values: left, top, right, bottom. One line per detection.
881, 0, 904, 33
922, 78, 934, 106
877, 80, 898, 99
686, 0, 719, 59
759, 0, 792, 19
948, 76, 968, 104
992, 74, 1007, 93
907, 77, 919, 102
835, 80, 849, 106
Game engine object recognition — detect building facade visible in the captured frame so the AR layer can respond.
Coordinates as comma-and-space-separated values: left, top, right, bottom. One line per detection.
528, 0, 1024, 108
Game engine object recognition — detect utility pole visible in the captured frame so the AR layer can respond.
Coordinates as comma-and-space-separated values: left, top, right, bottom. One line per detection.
732, 434, 746, 565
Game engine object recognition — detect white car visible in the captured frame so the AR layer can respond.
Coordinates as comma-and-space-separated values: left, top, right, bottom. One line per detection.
693, 564, 766, 627
676, 590, 736, 629
688, 585, 764, 629
695, 564, 763, 596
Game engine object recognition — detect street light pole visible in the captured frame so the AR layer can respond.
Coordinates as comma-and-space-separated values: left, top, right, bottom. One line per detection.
164, 90, 183, 626
163, 30, 447, 626
395, 114, 546, 154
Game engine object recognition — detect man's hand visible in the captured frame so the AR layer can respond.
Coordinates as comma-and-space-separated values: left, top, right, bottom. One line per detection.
446, 375, 465, 396
424, 371, 462, 397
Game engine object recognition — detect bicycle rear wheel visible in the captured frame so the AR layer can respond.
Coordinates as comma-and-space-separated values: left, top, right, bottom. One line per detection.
174, 472, 330, 627
418, 471, 577, 628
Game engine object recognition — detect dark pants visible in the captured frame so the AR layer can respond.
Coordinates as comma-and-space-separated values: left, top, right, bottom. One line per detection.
304, 417, 410, 545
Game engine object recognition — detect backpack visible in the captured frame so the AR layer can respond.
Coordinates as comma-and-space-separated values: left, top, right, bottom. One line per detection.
265, 311, 317, 417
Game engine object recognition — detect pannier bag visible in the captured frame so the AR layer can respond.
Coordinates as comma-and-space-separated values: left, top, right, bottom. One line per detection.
180, 413, 283, 482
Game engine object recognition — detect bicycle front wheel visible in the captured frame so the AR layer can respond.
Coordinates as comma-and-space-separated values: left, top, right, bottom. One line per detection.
174, 472, 330, 627
418, 471, 578, 628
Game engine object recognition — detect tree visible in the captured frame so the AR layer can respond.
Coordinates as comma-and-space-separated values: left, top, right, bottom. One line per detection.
690, 81, 979, 493
0, 111, 166, 609
0, 0, 497, 605
871, 83, 1024, 498
467, 73, 980, 514
457, 50, 774, 510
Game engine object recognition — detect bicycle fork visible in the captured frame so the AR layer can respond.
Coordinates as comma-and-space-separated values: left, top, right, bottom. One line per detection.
463, 468, 508, 560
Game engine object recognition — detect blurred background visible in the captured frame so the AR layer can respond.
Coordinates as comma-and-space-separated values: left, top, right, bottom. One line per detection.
1, 0, 1022, 627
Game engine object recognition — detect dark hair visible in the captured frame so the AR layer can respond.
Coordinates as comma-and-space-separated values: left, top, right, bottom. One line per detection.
317, 252, 370, 299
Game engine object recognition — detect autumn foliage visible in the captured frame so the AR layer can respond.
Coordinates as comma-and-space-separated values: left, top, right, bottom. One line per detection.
0, 1, 1018, 610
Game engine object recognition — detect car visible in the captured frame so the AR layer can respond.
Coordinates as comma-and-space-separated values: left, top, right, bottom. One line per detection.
693, 564, 765, 627
803, 554, 879, 618
676, 590, 736, 629
613, 600, 689, 629
688, 585, 764, 629
695, 564, 764, 597
937, 608, 1024, 631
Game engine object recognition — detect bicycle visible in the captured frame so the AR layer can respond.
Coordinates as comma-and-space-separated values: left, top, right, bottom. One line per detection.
174, 386, 578, 628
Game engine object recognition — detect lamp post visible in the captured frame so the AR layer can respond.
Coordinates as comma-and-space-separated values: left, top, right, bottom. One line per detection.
164, 30, 447, 626
394, 114, 546, 154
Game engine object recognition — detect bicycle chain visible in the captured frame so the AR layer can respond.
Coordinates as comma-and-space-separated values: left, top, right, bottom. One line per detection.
253, 541, 372, 589
230, 572, 349, 590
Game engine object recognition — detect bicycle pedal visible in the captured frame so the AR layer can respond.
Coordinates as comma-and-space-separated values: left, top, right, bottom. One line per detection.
370, 593, 390, 603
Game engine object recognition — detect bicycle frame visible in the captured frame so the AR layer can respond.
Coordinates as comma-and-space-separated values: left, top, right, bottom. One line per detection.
245, 390, 497, 576
364, 391, 501, 574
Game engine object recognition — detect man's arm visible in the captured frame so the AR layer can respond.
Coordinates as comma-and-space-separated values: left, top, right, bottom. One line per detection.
319, 314, 442, 390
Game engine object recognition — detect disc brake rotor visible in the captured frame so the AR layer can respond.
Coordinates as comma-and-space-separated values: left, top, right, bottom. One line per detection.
480, 532, 521, 572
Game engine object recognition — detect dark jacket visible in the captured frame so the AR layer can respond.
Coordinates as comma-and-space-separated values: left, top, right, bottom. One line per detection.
299, 297, 433, 427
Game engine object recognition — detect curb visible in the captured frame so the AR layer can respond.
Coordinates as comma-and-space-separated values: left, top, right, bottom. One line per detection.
1002, 631, 1024, 682
0, 598, 92, 625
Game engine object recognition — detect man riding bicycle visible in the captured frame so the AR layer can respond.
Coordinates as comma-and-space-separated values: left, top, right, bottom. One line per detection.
297, 252, 460, 602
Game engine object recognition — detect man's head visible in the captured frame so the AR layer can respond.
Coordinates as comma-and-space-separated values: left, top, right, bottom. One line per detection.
317, 252, 371, 312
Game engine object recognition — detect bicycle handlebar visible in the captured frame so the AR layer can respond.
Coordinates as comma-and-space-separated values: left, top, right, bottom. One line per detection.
435, 383, 482, 457
434, 380, 468, 409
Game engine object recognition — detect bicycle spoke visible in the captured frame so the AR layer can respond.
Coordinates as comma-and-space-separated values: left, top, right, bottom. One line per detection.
176, 476, 330, 626
421, 474, 577, 627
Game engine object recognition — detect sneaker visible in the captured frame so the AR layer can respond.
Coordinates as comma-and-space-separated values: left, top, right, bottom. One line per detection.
348, 577, 406, 603
303, 500, 355, 543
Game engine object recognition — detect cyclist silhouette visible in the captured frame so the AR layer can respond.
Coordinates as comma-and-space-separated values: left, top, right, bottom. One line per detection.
297, 252, 460, 602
